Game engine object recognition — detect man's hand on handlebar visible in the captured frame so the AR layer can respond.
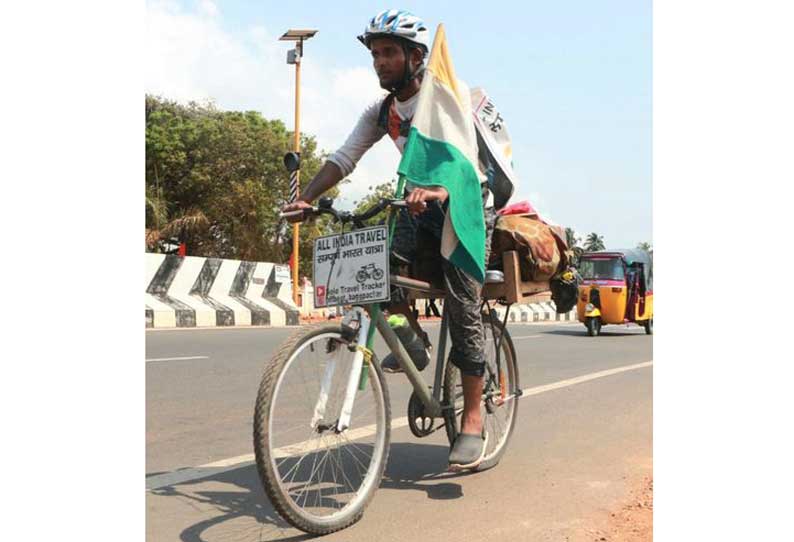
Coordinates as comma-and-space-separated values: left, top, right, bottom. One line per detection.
405, 186, 449, 217
280, 196, 412, 225
280, 199, 313, 223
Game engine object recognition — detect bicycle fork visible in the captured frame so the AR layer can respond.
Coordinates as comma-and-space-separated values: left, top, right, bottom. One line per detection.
310, 306, 371, 433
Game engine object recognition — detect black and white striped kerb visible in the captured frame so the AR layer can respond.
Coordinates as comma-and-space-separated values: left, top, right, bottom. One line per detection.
230, 262, 270, 326
145, 254, 299, 328
146, 256, 196, 327
265, 266, 300, 325
289, 170, 299, 203
191, 258, 235, 326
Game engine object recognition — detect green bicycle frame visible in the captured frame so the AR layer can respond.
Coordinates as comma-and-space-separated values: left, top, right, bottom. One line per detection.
357, 175, 407, 391
355, 175, 447, 418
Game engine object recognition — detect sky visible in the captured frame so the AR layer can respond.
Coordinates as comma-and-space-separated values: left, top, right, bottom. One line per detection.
146, 0, 652, 248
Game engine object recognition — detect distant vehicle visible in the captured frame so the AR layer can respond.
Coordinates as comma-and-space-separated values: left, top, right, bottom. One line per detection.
576, 249, 653, 336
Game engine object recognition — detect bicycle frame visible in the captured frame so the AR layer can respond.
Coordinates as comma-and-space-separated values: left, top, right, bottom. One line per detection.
368, 305, 447, 418
306, 182, 455, 434
309, 297, 451, 436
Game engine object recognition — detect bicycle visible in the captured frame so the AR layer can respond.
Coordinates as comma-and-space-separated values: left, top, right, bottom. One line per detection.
253, 197, 525, 535
355, 262, 385, 284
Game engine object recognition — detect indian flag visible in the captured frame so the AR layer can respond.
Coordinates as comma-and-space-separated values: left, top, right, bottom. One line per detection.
397, 24, 486, 284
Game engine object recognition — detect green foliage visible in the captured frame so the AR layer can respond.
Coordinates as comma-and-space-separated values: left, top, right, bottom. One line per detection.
352, 180, 397, 226
145, 95, 336, 265
564, 227, 579, 250
584, 232, 606, 252
636, 241, 653, 260
565, 227, 584, 265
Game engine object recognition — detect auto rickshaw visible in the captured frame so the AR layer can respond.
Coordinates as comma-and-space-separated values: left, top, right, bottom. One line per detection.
576, 249, 653, 336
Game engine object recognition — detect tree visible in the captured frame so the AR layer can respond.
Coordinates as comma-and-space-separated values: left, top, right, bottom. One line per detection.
145, 95, 336, 266
565, 227, 584, 264
352, 180, 397, 226
637, 241, 652, 254
564, 227, 578, 250
584, 232, 606, 252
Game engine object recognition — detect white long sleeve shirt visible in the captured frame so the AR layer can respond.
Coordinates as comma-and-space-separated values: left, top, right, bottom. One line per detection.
327, 93, 417, 176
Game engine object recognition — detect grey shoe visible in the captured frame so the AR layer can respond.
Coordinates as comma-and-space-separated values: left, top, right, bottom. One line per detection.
448, 431, 488, 471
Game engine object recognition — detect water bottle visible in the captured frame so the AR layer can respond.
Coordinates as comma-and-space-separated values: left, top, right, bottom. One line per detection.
387, 314, 430, 371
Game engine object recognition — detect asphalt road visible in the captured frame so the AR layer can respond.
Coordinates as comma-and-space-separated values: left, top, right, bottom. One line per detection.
146, 319, 652, 541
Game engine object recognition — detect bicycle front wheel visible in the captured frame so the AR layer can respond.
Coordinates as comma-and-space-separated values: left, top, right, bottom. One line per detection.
442, 313, 519, 471
253, 322, 391, 535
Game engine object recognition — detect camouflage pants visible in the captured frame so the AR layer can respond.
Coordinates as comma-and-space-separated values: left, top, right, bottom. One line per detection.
389, 186, 497, 377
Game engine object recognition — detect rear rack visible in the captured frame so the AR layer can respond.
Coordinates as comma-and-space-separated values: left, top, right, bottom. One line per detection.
392, 251, 550, 302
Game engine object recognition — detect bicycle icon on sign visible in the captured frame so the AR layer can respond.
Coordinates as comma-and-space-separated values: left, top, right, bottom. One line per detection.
355, 263, 384, 284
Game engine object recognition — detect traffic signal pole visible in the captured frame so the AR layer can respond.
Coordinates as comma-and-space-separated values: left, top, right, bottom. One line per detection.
291, 39, 302, 305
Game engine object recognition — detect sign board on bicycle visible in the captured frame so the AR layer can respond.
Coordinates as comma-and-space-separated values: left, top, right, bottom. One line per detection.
313, 225, 390, 308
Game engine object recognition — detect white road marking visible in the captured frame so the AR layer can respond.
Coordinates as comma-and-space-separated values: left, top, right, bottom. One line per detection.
146, 359, 652, 491
510, 335, 542, 340
145, 356, 209, 363
518, 361, 652, 397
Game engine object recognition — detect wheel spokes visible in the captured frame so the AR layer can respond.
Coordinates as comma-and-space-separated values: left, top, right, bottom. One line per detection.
267, 331, 385, 520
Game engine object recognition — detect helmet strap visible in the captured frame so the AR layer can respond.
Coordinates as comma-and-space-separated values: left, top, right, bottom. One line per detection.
390, 42, 424, 93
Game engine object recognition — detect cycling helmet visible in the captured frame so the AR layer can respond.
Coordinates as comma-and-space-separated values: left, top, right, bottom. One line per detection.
357, 9, 429, 54
358, 10, 429, 92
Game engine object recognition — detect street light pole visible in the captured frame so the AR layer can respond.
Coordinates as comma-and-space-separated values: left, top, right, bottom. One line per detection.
290, 39, 302, 306
280, 29, 317, 306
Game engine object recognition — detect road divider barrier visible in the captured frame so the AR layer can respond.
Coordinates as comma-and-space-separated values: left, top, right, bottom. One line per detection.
490, 300, 577, 323
145, 254, 299, 328
145, 254, 578, 328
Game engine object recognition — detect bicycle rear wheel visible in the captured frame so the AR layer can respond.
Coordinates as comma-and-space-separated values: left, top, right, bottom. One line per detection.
442, 313, 519, 471
253, 322, 391, 535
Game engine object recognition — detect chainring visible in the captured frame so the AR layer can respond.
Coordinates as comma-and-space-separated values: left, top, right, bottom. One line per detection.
407, 390, 435, 438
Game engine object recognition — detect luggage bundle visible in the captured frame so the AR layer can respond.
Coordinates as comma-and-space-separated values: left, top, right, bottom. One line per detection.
488, 202, 580, 313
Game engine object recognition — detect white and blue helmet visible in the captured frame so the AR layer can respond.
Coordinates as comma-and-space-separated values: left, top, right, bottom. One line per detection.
357, 9, 430, 55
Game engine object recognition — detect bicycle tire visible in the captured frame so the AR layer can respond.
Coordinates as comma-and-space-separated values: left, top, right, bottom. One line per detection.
253, 322, 391, 535
442, 313, 519, 471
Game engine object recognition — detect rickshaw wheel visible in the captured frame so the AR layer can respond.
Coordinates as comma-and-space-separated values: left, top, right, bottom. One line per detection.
586, 317, 601, 337
644, 318, 653, 335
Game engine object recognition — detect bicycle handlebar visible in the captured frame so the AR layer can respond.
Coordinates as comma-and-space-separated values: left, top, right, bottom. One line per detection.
279, 198, 407, 225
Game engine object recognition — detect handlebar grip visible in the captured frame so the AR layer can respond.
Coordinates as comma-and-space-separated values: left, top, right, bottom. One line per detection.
278, 207, 320, 220
279, 209, 307, 219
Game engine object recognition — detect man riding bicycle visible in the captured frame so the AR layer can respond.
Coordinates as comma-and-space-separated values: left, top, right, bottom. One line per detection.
281, 9, 497, 470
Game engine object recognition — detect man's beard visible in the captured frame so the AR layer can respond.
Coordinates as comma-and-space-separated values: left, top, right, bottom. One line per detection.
379, 76, 401, 91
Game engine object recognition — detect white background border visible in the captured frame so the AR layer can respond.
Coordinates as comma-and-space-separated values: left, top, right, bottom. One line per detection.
2, 1, 793, 540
